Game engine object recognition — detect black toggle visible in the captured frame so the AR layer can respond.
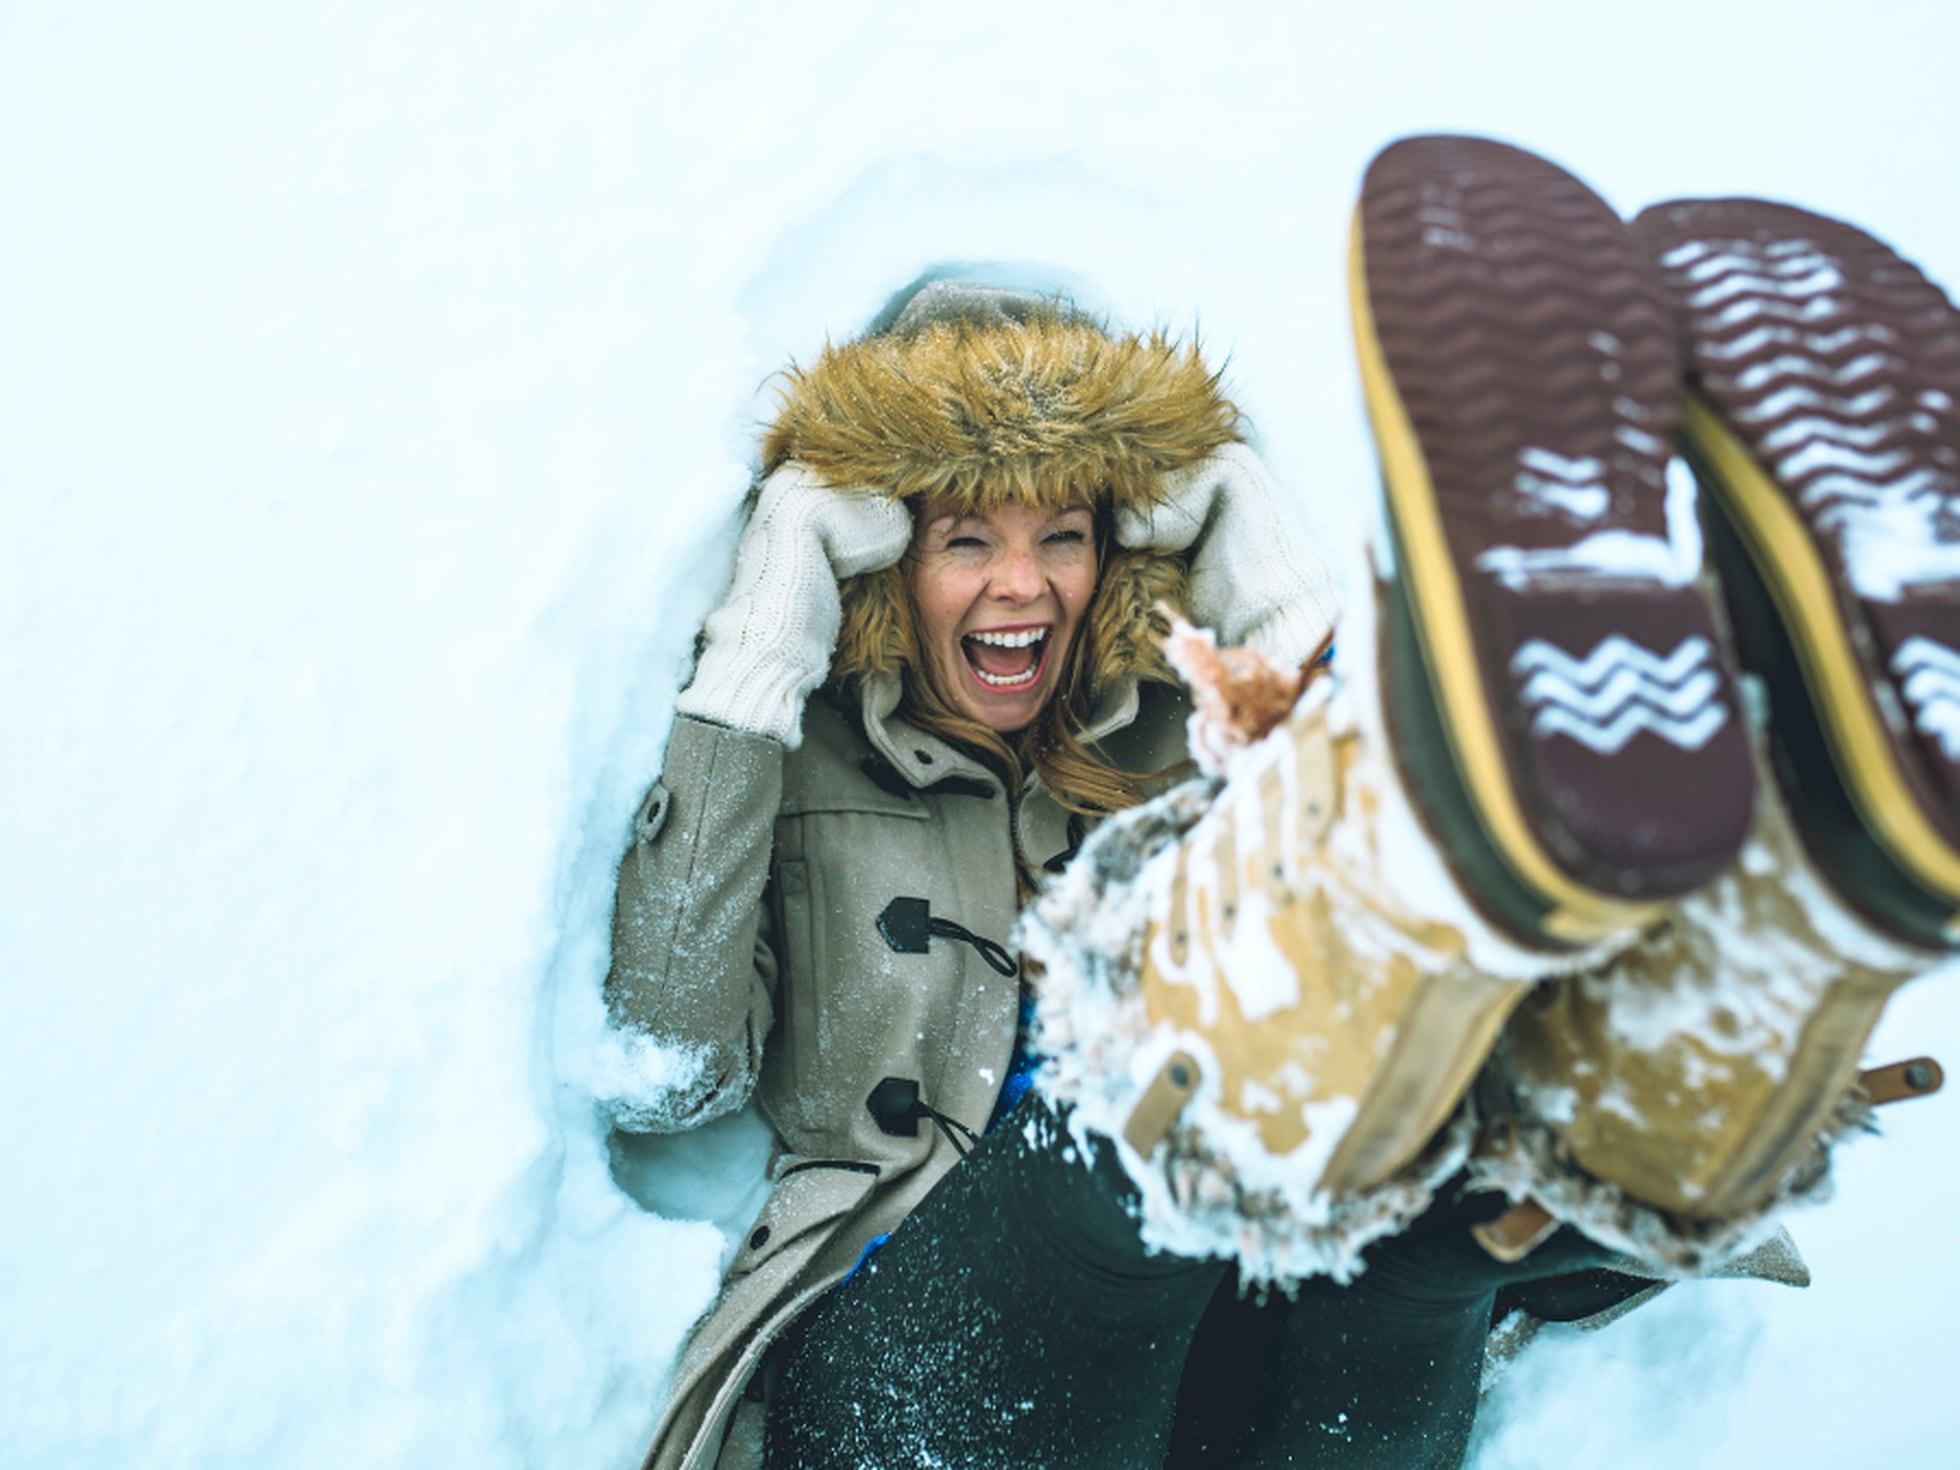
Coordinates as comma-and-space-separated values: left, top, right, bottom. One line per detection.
876, 896, 932, 954
865, 1076, 980, 1157
866, 1076, 924, 1137
1043, 813, 1090, 873
876, 896, 1020, 977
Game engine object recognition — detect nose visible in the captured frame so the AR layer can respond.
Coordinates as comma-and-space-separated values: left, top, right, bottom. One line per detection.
990, 544, 1044, 602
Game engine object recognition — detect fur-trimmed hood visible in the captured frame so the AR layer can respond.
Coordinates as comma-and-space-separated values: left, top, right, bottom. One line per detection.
760, 282, 1244, 697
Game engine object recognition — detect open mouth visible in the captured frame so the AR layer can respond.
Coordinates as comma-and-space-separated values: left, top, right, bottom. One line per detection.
961, 625, 1051, 691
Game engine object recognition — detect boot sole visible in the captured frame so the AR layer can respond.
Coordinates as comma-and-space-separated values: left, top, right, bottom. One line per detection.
1634, 199, 1960, 948
1352, 136, 1757, 948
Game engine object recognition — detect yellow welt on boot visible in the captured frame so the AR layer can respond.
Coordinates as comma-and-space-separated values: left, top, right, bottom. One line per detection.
1347, 214, 1665, 947
1682, 392, 1960, 919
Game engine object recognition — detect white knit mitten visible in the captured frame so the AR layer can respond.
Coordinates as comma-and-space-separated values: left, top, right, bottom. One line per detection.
675, 465, 913, 746
1116, 443, 1340, 666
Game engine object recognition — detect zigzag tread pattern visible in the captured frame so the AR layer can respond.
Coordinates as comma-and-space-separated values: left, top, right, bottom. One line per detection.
1633, 200, 1960, 533
1361, 138, 1679, 536
1510, 635, 1731, 755
1361, 139, 1759, 892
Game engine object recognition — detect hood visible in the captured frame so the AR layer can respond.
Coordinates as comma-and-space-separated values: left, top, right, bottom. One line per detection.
762, 280, 1244, 696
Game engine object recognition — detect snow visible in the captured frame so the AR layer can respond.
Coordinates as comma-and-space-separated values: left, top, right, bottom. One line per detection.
1676, 228, 1960, 605
5, 1, 1960, 1466
1513, 447, 1612, 522
1477, 455, 1707, 591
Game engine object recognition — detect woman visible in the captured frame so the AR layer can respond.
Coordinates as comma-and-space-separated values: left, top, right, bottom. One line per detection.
604, 275, 1355, 1468
607, 138, 1956, 1470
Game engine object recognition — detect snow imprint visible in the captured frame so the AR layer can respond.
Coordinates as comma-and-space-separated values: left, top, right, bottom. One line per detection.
1893, 636, 1960, 759
1513, 446, 1611, 521
1476, 455, 1705, 590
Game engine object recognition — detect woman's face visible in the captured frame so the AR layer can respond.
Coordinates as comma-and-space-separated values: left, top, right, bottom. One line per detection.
907, 499, 1100, 733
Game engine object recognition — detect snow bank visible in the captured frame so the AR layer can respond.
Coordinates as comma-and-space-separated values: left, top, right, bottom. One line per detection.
3, 1, 1958, 1465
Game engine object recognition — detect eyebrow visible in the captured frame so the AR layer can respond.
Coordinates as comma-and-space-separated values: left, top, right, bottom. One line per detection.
929, 506, 1093, 537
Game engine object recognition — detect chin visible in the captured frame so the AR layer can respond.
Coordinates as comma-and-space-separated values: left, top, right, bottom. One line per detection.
960, 694, 1043, 734
976, 711, 1038, 735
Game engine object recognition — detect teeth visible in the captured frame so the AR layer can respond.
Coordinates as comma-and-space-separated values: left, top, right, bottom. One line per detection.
973, 665, 1041, 688
968, 627, 1048, 649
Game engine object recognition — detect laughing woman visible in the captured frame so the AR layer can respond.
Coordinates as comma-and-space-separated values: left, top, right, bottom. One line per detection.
604, 271, 1651, 1470
603, 278, 1349, 1468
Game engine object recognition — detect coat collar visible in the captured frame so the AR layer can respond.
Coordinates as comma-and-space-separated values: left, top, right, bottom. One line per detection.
851, 673, 1145, 793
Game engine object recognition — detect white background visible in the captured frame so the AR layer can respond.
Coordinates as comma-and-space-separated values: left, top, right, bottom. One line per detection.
4, 2, 1957, 1465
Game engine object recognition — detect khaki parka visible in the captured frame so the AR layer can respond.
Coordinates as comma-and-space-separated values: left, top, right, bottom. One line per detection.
609, 284, 1265, 1470
610, 671, 1194, 1470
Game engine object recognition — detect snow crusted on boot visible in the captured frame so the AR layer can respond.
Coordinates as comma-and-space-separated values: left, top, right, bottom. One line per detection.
1480, 745, 1936, 1273
1020, 597, 1608, 1285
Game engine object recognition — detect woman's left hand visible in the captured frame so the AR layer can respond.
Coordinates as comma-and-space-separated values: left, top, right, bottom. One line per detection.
1114, 444, 1340, 666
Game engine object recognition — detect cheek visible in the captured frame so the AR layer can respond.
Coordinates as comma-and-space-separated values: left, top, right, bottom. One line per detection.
1059, 563, 1099, 624
909, 564, 967, 653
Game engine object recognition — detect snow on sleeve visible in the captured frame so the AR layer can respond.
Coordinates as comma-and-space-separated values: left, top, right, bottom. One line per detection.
588, 1026, 717, 1133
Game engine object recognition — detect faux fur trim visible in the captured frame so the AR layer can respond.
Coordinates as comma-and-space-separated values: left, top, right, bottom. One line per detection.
767, 306, 1235, 694
763, 310, 1241, 511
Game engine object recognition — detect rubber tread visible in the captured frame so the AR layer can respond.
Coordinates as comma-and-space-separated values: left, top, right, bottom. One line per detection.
1637, 197, 1960, 945
1356, 136, 1755, 944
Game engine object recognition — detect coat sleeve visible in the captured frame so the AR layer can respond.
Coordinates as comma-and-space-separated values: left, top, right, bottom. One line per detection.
603, 714, 784, 1133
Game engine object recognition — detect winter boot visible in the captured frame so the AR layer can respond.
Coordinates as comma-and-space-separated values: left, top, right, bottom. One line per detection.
1478, 197, 1960, 1263
1634, 197, 1960, 948
1485, 760, 1939, 1265
1021, 136, 1758, 1283
1020, 603, 1606, 1284
1351, 135, 1758, 949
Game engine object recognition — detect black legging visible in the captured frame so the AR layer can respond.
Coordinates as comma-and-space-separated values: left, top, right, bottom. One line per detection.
767, 1097, 1633, 1469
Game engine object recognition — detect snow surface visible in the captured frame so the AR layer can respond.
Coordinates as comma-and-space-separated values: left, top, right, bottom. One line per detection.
5, 1, 1960, 1466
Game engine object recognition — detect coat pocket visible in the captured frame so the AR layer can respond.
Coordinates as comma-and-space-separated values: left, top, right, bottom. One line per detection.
727, 1158, 880, 1276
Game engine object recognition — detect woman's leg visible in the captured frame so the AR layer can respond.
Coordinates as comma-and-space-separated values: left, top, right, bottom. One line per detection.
767, 1097, 1230, 1470
1229, 1191, 1618, 1470
769, 1095, 1627, 1470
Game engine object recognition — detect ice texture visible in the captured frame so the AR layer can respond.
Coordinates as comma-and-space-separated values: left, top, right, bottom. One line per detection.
588, 1029, 716, 1133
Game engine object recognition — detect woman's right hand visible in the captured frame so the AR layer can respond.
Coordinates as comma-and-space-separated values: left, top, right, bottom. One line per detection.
675, 464, 912, 746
